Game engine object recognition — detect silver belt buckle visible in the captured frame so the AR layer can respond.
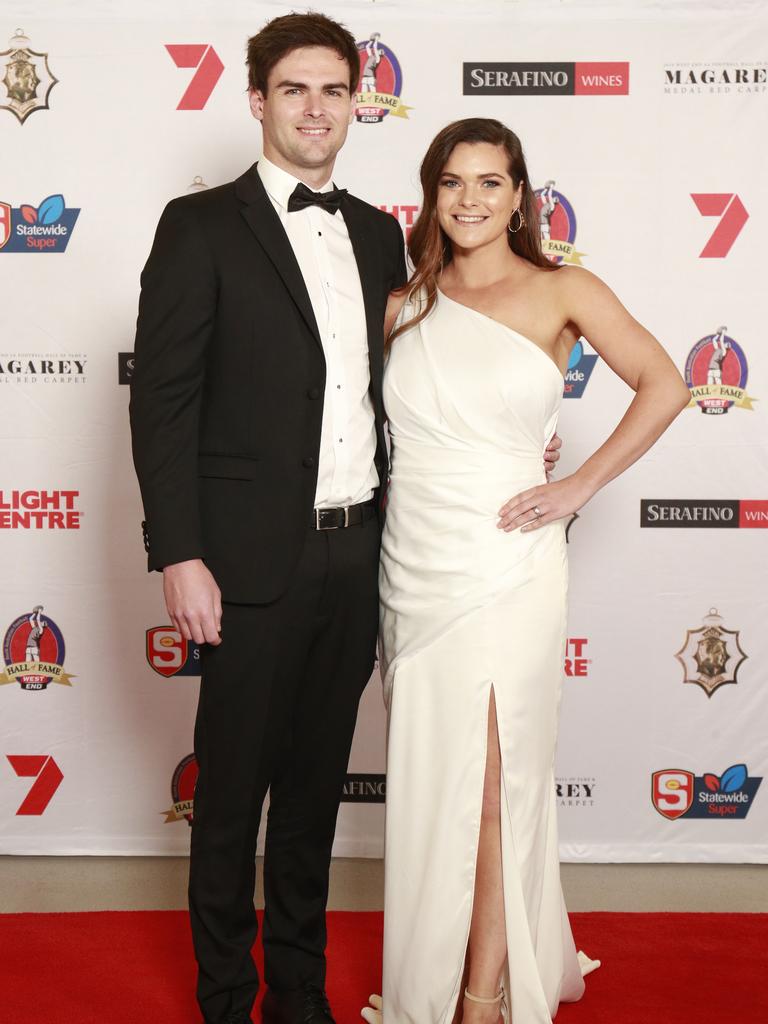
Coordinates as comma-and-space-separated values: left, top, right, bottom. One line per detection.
314, 506, 350, 530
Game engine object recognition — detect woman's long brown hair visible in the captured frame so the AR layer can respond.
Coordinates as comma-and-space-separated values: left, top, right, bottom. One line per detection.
389, 118, 558, 345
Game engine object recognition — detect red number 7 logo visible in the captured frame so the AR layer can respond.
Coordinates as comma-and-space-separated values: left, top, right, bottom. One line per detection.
7, 755, 63, 815
691, 193, 749, 258
165, 44, 225, 110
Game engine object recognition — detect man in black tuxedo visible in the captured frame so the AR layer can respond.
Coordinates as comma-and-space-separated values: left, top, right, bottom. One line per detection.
130, 14, 405, 1024
130, 12, 562, 1024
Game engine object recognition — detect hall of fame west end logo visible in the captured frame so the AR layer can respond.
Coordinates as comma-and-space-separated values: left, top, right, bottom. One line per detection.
684, 326, 756, 415
534, 180, 586, 266
355, 32, 412, 124
163, 753, 198, 825
1, 606, 75, 690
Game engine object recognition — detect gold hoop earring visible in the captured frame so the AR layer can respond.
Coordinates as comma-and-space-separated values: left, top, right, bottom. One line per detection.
508, 207, 524, 234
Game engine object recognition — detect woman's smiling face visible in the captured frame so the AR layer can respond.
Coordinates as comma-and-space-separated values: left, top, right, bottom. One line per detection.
436, 142, 523, 253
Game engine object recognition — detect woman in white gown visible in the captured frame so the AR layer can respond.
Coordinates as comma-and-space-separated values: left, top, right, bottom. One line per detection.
364, 119, 690, 1024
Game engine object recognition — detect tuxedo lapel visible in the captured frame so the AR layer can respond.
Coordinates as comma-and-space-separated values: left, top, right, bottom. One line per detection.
235, 163, 322, 351
340, 196, 384, 395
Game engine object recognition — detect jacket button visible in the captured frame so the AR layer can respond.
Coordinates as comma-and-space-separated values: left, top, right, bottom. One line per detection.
302, 456, 315, 468
307, 387, 321, 400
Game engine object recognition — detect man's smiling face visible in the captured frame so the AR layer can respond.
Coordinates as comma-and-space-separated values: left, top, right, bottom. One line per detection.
250, 45, 356, 181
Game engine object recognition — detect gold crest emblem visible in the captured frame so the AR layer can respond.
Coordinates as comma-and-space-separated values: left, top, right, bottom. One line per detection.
675, 608, 748, 698
1, 29, 58, 124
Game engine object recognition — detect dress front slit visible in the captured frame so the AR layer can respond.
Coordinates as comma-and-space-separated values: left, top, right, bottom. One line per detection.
442, 681, 495, 1024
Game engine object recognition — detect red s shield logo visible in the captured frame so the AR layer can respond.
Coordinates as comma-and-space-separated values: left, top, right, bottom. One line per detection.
652, 769, 694, 820
146, 626, 188, 677
0, 203, 11, 249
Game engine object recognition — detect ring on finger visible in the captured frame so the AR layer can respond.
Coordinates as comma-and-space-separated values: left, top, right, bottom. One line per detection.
533, 505, 542, 517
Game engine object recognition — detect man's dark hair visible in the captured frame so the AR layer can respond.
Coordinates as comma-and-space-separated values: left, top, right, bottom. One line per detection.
246, 12, 360, 95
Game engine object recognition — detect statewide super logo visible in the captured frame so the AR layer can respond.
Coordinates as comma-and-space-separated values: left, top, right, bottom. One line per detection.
684, 327, 755, 414
163, 754, 198, 825
1, 607, 74, 690
0, 29, 58, 124
675, 608, 747, 698
535, 182, 585, 265
0, 194, 80, 253
652, 764, 761, 820
355, 33, 412, 123
146, 626, 200, 677
564, 339, 598, 398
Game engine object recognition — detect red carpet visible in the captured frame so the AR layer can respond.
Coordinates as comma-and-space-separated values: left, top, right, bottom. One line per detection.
1, 910, 765, 1024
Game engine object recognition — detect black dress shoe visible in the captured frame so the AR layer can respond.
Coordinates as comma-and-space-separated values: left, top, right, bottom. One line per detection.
261, 984, 336, 1024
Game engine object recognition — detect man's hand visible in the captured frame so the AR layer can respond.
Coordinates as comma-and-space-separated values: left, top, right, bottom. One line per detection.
544, 432, 562, 479
163, 559, 222, 645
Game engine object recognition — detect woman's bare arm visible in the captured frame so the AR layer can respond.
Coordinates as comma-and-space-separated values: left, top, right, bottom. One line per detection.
498, 268, 690, 531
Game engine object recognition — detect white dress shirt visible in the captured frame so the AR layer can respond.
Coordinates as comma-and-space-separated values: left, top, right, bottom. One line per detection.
257, 157, 378, 509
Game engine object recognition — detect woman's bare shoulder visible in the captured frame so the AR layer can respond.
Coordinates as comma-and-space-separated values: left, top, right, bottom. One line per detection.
549, 263, 608, 298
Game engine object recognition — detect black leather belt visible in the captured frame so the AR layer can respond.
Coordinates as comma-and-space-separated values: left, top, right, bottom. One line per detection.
311, 499, 377, 530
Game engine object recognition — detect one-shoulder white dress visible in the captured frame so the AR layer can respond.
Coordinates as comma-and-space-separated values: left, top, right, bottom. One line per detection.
376, 289, 596, 1024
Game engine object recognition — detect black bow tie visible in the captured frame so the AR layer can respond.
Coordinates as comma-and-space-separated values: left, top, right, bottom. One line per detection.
287, 181, 347, 215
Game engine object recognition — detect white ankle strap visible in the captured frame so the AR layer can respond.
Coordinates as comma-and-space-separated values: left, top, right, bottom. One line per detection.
464, 987, 503, 1005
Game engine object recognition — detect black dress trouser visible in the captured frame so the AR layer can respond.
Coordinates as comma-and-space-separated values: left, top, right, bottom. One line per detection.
189, 515, 381, 1024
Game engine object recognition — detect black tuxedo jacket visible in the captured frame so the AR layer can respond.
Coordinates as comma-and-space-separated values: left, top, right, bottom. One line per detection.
129, 163, 406, 603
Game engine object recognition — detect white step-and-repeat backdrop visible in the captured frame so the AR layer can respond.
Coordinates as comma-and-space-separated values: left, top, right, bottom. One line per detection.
1, 0, 766, 861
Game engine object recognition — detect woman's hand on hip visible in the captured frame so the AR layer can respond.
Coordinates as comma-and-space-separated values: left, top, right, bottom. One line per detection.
497, 474, 593, 533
